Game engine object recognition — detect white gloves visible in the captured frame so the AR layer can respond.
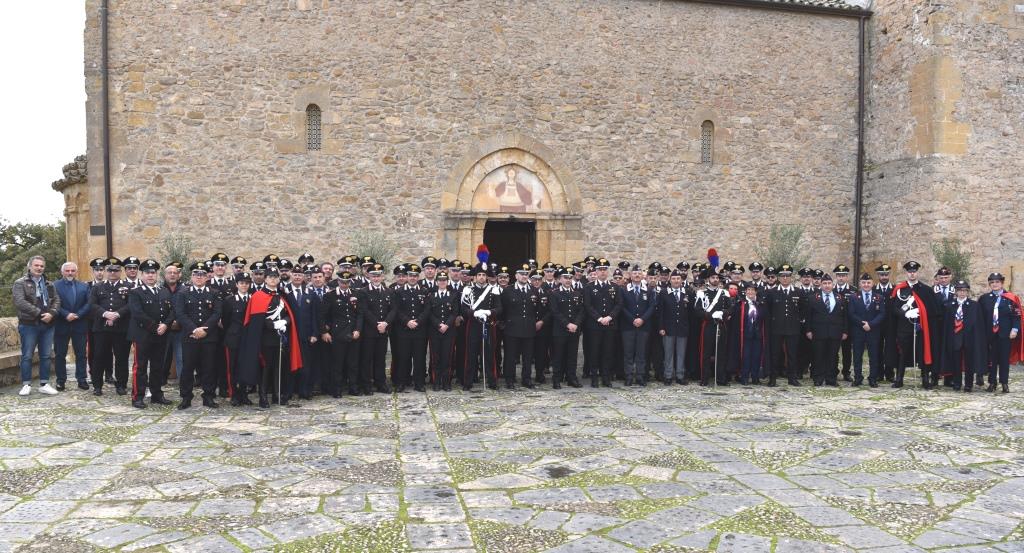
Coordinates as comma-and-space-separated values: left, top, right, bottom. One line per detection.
273, 319, 288, 332
473, 309, 491, 321
904, 308, 919, 320
711, 311, 724, 320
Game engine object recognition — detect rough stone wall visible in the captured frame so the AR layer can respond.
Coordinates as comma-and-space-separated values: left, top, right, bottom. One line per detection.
84, 0, 861, 267
864, 0, 1024, 289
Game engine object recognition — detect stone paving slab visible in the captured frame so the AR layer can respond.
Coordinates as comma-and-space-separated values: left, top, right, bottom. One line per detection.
2, 369, 1024, 552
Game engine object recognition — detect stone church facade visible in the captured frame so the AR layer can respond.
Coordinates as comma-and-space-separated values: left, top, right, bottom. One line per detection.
62, 0, 1022, 285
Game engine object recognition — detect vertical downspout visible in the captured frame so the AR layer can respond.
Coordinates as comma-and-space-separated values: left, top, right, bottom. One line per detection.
101, 0, 113, 257
853, 15, 866, 278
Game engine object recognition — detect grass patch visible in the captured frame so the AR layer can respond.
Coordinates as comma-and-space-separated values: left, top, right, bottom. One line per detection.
639, 449, 717, 472
63, 425, 144, 445
468, 519, 569, 553
730, 448, 813, 472
846, 457, 930, 473
449, 457, 520, 485
614, 495, 698, 519
538, 469, 654, 489
0, 464, 73, 496
710, 501, 840, 543
274, 519, 409, 553
825, 496, 950, 541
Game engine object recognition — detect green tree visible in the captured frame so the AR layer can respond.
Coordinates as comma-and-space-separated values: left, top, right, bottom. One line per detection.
754, 224, 810, 270
0, 219, 66, 317
349, 230, 398, 271
931, 238, 972, 281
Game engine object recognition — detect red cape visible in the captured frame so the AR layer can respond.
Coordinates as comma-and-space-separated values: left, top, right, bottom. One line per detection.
244, 289, 302, 372
892, 282, 933, 365
1002, 291, 1024, 365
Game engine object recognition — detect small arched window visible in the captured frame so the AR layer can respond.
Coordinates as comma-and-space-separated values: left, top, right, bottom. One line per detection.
700, 120, 714, 165
306, 104, 322, 151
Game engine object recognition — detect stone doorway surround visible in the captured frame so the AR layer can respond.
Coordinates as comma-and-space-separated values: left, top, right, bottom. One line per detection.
440, 133, 583, 265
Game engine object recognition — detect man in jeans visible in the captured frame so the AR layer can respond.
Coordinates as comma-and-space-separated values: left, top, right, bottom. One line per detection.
54, 261, 92, 390
12, 256, 61, 396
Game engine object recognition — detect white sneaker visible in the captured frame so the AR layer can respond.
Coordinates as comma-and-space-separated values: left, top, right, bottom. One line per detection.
38, 384, 58, 396
18, 384, 31, 396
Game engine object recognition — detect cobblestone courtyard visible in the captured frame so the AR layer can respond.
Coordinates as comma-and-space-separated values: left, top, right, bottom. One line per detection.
2, 375, 1024, 552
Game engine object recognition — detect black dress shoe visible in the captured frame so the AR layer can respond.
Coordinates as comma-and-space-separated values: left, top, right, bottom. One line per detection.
56, 382, 65, 392
766, 379, 778, 388
568, 379, 582, 388
463, 385, 473, 392
414, 385, 425, 393
522, 381, 535, 389
151, 396, 173, 405
177, 399, 191, 410
115, 387, 127, 396
230, 396, 243, 407
868, 380, 878, 388
396, 385, 407, 393
93, 388, 103, 396
202, 398, 219, 408
842, 374, 852, 382
827, 381, 840, 387
535, 376, 546, 385
788, 379, 801, 387
891, 381, 903, 388
78, 382, 89, 390
258, 396, 270, 409
104, 376, 115, 384
1002, 383, 1010, 393
241, 395, 253, 405
552, 382, 561, 389
963, 386, 972, 392
591, 378, 599, 388
987, 383, 997, 392
602, 378, 613, 388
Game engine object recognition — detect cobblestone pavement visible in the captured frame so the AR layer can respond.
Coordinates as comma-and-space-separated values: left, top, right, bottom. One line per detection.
1, 375, 1024, 552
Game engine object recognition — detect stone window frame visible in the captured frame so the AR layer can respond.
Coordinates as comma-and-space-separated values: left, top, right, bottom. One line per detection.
306, 104, 322, 151
701, 120, 715, 165
274, 84, 335, 154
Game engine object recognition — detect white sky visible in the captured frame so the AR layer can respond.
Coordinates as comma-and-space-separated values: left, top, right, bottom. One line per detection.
0, 3, 86, 225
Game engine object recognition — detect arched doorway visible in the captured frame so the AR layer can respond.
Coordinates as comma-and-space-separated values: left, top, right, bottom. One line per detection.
440, 133, 583, 266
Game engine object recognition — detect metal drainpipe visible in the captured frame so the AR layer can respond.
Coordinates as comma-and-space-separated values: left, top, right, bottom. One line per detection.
101, 0, 113, 257
853, 15, 867, 278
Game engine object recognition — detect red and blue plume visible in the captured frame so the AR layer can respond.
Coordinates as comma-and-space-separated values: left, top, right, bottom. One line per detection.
476, 244, 489, 264
707, 248, 719, 269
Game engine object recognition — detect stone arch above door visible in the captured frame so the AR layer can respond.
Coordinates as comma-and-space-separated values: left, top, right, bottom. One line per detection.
440, 133, 583, 265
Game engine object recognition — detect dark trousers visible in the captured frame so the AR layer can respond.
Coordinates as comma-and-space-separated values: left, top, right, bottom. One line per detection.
949, 341, 977, 388
699, 322, 728, 384
740, 337, 762, 383
226, 346, 244, 396
92, 331, 130, 389
621, 328, 649, 380
897, 329, 926, 375
986, 332, 1011, 384
686, 320, 702, 380
811, 337, 841, 384
581, 326, 593, 377
551, 333, 581, 383
452, 319, 466, 383
612, 325, 625, 379
464, 321, 498, 386
840, 335, 852, 377
504, 335, 535, 384
533, 329, 551, 379
54, 328, 87, 384
362, 331, 390, 389
328, 339, 360, 395
301, 340, 330, 396
213, 335, 228, 397
770, 333, 800, 381
880, 323, 898, 380
132, 336, 168, 401
429, 329, 455, 387
851, 331, 880, 383
181, 339, 217, 400
646, 328, 663, 378
798, 334, 813, 378
259, 341, 294, 400
586, 324, 617, 382
394, 331, 428, 388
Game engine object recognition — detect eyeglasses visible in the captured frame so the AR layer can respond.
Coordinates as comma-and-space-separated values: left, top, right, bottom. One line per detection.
212, 261, 227, 267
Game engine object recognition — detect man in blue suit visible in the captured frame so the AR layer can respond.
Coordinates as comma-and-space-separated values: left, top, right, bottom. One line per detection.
54, 261, 92, 390
977, 272, 1021, 393
848, 273, 887, 387
620, 265, 657, 386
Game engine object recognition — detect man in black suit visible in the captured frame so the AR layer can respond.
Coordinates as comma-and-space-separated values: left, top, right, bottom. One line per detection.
501, 264, 544, 389
583, 259, 623, 388
549, 269, 584, 389
394, 264, 431, 392
359, 263, 397, 393
977, 272, 1021, 393
764, 265, 804, 387
127, 259, 175, 408
174, 262, 223, 409
942, 280, 983, 392
427, 271, 458, 391
804, 273, 848, 386
848, 273, 887, 387
658, 269, 690, 385
620, 265, 657, 386
319, 271, 363, 397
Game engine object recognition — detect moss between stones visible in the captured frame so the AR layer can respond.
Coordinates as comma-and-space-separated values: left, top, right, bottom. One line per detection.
62, 424, 145, 445
0, 464, 73, 496
449, 457, 520, 485
639, 449, 717, 472
824, 496, 949, 541
613, 495, 700, 519
537, 469, 654, 489
468, 519, 569, 553
709, 501, 840, 544
649, 544, 711, 553
730, 448, 814, 472
845, 457, 931, 473
273, 519, 409, 553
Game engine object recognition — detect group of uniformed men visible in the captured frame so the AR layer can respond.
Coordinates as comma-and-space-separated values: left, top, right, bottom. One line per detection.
79, 250, 1022, 410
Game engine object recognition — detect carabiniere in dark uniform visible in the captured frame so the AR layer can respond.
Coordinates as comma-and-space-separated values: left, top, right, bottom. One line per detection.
174, 262, 223, 409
